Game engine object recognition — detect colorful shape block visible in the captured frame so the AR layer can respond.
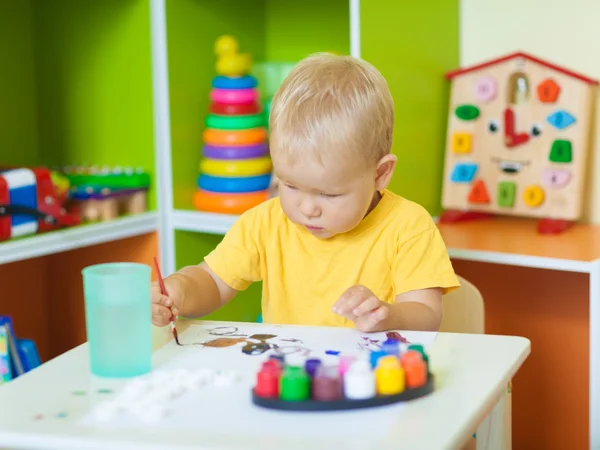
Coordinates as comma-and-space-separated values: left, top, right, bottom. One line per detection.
473, 76, 497, 102
523, 185, 545, 208
455, 104, 480, 121
497, 181, 516, 207
549, 140, 572, 163
450, 163, 478, 183
547, 110, 576, 130
468, 180, 490, 204
537, 78, 561, 103
542, 168, 572, 188
452, 133, 472, 154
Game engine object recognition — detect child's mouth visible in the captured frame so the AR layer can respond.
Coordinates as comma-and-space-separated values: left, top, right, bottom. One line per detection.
305, 225, 324, 231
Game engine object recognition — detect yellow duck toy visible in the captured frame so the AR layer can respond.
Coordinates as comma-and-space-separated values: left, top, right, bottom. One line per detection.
215, 35, 252, 77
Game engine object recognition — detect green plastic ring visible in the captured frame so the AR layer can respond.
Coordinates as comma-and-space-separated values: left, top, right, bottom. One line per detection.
205, 114, 265, 130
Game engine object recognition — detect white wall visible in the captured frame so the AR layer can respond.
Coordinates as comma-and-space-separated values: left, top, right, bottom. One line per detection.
460, 0, 600, 223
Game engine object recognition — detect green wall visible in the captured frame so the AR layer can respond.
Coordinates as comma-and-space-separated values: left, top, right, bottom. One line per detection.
0, 1, 39, 166
0, 0, 156, 208
362, 0, 459, 216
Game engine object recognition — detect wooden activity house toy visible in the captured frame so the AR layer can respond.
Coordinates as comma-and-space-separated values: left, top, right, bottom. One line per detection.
440, 52, 598, 234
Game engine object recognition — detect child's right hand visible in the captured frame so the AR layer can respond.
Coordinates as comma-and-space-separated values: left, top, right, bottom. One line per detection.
151, 278, 184, 327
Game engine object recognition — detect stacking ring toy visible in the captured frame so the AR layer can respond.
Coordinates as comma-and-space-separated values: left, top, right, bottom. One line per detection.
194, 189, 269, 215
212, 75, 257, 90
210, 88, 258, 104
210, 102, 261, 115
205, 113, 264, 130
200, 156, 272, 176
197, 173, 271, 193
202, 143, 269, 160
203, 127, 267, 146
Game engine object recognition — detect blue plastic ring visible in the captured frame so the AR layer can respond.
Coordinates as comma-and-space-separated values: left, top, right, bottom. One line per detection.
211, 75, 258, 90
197, 173, 271, 193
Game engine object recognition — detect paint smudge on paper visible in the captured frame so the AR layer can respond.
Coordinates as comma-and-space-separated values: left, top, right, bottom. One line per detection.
97, 388, 113, 394
325, 350, 341, 356
386, 331, 410, 344
357, 336, 382, 351
72, 390, 86, 396
202, 338, 246, 348
185, 326, 310, 357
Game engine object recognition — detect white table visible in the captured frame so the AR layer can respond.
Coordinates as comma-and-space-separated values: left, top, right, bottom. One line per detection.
0, 320, 530, 450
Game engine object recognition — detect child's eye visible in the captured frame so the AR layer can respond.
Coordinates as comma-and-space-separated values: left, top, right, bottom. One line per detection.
321, 193, 340, 198
285, 184, 297, 190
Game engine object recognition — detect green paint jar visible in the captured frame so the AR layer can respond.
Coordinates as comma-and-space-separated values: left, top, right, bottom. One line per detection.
279, 366, 310, 401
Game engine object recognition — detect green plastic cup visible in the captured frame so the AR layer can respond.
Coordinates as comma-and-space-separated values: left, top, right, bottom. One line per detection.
82, 262, 152, 378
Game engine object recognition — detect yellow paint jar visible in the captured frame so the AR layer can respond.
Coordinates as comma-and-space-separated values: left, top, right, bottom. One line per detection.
375, 355, 405, 395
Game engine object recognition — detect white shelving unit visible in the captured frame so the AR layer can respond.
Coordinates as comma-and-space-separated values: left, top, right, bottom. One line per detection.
0, 212, 158, 266
171, 210, 238, 235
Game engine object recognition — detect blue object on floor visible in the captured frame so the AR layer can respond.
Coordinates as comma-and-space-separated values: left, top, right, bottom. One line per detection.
256, 313, 263, 323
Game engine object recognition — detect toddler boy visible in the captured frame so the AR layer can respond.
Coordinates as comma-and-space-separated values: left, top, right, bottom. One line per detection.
152, 53, 460, 333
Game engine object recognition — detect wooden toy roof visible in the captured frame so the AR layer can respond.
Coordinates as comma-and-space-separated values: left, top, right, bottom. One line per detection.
445, 51, 599, 85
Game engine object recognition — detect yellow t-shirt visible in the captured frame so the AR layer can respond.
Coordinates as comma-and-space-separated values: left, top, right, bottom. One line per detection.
204, 189, 460, 327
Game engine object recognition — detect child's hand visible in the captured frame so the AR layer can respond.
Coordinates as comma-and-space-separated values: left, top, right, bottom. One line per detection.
333, 285, 389, 332
151, 278, 184, 327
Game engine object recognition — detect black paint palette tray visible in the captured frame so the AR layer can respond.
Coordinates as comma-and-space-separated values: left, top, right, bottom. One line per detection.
251, 373, 435, 411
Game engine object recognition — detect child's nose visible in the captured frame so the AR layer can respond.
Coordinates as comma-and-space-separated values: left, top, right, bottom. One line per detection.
299, 199, 320, 218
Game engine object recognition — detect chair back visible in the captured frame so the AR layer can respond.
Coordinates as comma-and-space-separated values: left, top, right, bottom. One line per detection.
439, 275, 485, 334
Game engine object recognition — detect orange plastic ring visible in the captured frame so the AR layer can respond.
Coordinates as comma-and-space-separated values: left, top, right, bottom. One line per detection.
203, 127, 267, 146
193, 189, 269, 215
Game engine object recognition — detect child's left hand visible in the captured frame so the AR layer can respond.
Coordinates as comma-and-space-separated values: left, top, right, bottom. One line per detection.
333, 285, 389, 332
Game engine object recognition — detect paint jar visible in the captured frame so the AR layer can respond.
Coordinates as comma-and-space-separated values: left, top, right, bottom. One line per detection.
82, 262, 152, 378
338, 355, 356, 377
280, 366, 310, 401
312, 365, 343, 401
370, 350, 387, 368
375, 355, 405, 395
344, 359, 376, 400
305, 358, 322, 378
255, 362, 281, 398
381, 339, 401, 356
407, 344, 429, 370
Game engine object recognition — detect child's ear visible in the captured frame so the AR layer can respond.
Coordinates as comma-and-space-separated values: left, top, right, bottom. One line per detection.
374, 154, 397, 189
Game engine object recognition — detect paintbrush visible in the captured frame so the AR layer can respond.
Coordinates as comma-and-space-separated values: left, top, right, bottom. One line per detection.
152, 257, 181, 346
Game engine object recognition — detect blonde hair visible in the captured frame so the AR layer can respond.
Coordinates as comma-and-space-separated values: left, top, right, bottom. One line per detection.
269, 53, 394, 170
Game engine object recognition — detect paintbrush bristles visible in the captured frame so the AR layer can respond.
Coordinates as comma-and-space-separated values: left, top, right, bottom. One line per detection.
172, 325, 181, 345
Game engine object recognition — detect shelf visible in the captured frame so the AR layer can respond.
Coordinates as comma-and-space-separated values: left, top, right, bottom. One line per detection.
172, 210, 600, 272
172, 210, 238, 235
0, 212, 158, 266
439, 218, 600, 272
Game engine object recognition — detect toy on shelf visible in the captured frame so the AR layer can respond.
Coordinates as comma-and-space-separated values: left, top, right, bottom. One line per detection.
0, 167, 80, 242
440, 52, 598, 234
194, 35, 271, 215
61, 166, 150, 223
252, 340, 434, 411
